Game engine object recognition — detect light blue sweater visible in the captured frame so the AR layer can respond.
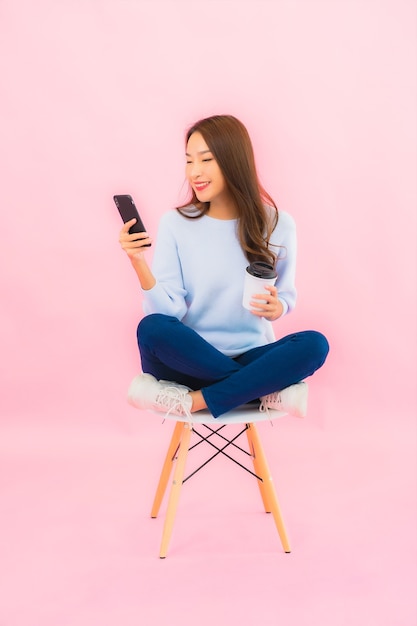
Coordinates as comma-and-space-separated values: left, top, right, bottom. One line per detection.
142, 208, 297, 357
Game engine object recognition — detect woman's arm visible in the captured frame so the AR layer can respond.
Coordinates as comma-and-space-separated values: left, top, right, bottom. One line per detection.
120, 213, 188, 319
119, 218, 156, 290
142, 214, 188, 318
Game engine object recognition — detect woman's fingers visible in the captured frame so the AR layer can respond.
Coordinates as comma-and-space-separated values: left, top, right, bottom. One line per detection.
249, 285, 280, 319
121, 218, 137, 233
119, 220, 152, 255
250, 286, 277, 305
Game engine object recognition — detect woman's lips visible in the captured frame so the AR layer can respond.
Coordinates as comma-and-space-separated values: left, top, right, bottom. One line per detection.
194, 182, 210, 192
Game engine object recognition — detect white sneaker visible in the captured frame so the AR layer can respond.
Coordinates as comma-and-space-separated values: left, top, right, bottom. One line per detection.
259, 382, 308, 418
127, 373, 193, 420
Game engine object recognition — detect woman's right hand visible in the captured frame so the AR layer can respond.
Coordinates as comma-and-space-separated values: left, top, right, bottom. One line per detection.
119, 219, 153, 259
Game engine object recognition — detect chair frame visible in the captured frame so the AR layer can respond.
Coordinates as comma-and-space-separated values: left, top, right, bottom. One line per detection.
150, 413, 291, 558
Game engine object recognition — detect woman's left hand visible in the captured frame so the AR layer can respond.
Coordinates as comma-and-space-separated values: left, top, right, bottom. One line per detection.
249, 285, 283, 321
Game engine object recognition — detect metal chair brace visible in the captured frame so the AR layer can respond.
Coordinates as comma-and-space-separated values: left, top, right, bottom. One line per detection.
184, 424, 261, 483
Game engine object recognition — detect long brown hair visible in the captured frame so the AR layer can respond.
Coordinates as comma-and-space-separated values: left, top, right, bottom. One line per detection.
177, 115, 279, 266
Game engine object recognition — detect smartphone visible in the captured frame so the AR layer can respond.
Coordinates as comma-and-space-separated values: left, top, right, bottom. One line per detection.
113, 194, 151, 246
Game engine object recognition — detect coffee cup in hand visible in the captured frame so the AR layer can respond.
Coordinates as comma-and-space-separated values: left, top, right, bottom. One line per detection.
242, 262, 277, 310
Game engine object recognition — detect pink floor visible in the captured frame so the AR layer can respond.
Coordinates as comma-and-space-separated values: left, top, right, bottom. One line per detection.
1, 402, 416, 626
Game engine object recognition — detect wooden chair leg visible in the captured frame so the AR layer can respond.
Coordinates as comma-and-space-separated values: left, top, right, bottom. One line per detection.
159, 423, 192, 559
151, 421, 184, 518
247, 423, 291, 553
246, 425, 272, 513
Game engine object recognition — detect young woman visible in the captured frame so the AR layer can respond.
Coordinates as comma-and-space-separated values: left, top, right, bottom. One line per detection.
119, 115, 329, 420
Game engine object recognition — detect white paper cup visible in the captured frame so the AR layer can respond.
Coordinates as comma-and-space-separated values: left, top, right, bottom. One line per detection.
242, 262, 277, 310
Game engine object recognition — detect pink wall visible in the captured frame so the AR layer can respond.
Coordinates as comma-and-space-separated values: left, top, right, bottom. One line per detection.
1, 0, 416, 429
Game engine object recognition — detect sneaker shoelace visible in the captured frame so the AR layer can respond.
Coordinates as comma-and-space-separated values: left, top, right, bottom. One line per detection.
259, 391, 282, 414
155, 386, 193, 422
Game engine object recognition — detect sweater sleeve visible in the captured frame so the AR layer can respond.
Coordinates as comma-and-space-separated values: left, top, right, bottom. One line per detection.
141, 214, 188, 320
274, 211, 297, 316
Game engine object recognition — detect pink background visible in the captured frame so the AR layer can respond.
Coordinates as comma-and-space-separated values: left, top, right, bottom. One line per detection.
1, 1, 416, 625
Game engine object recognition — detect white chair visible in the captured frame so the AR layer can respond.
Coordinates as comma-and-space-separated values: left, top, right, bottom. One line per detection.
146, 321, 292, 558
150, 403, 291, 558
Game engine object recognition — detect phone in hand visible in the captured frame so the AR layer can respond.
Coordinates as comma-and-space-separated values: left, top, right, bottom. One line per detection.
113, 194, 151, 246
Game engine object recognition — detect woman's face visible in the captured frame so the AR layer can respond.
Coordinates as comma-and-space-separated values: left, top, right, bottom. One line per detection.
185, 132, 230, 207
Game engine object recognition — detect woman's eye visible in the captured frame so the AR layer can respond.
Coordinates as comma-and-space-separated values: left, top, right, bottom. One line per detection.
202, 158, 213, 162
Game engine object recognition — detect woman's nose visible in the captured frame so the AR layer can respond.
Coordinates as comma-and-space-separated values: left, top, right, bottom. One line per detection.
190, 162, 202, 178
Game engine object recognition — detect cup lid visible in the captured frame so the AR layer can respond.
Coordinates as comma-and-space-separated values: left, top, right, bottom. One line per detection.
246, 261, 277, 279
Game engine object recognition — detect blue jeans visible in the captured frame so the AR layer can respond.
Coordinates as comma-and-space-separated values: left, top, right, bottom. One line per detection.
137, 314, 329, 418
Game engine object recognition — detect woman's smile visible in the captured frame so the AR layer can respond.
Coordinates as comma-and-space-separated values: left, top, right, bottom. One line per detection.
193, 181, 210, 192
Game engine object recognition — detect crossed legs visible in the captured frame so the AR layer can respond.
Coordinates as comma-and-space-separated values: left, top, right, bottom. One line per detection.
137, 314, 329, 418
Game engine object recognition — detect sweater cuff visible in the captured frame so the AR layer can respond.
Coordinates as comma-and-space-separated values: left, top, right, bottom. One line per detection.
278, 299, 288, 317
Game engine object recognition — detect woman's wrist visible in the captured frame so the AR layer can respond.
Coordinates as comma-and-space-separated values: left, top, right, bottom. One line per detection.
130, 255, 156, 290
